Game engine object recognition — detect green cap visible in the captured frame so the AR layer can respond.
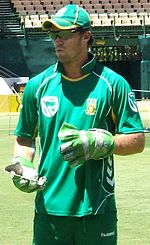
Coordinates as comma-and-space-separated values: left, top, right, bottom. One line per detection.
42, 4, 91, 30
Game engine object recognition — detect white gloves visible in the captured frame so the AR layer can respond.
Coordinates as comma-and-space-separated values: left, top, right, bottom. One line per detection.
5, 156, 47, 193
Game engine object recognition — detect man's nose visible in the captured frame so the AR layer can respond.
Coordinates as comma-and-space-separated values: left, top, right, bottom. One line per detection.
54, 35, 64, 44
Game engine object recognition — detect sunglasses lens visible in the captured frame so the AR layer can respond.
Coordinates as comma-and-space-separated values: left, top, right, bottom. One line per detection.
49, 29, 80, 40
60, 31, 72, 39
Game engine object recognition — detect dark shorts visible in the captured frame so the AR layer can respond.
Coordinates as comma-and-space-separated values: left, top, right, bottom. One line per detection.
32, 211, 117, 245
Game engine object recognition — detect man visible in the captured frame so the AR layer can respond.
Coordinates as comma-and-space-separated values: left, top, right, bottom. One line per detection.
6, 4, 145, 245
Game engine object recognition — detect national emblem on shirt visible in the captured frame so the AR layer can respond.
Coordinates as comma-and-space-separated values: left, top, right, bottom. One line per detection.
85, 98, 97, 115
41, 96, 58, 117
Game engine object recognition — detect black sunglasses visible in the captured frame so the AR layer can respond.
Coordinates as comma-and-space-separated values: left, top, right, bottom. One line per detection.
48, 28, 83, 40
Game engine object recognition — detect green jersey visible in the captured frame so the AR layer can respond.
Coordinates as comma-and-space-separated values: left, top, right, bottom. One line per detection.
15, 53, 143, 216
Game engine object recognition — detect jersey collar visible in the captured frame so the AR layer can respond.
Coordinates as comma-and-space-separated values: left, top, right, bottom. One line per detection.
55, 52, 96, 75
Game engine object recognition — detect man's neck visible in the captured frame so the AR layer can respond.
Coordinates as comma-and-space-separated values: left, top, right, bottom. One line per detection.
62, 55, 89, 79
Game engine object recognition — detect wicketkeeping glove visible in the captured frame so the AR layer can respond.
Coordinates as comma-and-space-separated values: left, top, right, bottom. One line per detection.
5, 156, 47, 193
58, 122, 115, 168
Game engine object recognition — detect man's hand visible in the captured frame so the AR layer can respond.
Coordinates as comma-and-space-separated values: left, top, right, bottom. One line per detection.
5, 156, 47, 193
58, 122, 115, 168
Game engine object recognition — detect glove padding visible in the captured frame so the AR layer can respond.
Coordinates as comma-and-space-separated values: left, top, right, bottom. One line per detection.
5, 156, 47, 193
58, 122, 115, 168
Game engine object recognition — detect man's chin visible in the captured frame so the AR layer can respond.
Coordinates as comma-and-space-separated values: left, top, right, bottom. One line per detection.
56, 51, 65, 62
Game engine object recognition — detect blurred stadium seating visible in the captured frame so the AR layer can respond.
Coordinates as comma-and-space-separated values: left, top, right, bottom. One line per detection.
10, 0, 150, 16
0, 0, 149, 39
0, 1, 150, 99
0, 1, 150, 66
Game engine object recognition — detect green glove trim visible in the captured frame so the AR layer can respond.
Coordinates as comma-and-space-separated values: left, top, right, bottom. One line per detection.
15, 156, 34, 169
88, 129, 115, 159
58, 122, 77, 141
58, 122, 115, 167
12, 175, 47, 193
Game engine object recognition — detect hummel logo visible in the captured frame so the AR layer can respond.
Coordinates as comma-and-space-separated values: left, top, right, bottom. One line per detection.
101, 231, 115, 237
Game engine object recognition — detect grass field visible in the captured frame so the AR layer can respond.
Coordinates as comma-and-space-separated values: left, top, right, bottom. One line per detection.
0, 114, 150, 245
115, 135, 150, 244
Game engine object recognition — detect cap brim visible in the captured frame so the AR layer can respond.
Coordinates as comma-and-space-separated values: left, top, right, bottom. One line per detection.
42, 18, 78, 31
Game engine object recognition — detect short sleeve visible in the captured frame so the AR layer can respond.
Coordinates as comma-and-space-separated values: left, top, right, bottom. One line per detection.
112, 76, 144, 134
15, 80, 38, 138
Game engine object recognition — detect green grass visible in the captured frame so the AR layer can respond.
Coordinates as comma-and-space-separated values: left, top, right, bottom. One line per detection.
115, 136, 150, 244
0, 117, 150, 244
0, 134, 34, 245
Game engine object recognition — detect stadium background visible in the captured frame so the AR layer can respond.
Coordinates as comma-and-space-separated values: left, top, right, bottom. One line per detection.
0, 3, 150, 244
0, 0, 150, 113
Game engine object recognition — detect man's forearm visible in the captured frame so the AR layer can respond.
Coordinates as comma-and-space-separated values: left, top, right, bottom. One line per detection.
13, 137, 36, 161
113, 133, 145, 155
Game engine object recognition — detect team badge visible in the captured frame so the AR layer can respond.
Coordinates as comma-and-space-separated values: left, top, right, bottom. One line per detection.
41, 96, 58, 117
128, 92, 138, 112
85, 98, 97, 115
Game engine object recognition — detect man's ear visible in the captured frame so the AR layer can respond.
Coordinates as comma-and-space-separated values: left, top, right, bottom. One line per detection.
83, 31, 92, 43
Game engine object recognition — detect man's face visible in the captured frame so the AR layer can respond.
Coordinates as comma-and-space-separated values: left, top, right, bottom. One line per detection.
49, 27, 88, 63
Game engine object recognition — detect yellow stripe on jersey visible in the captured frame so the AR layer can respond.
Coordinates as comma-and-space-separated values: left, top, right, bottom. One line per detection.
112, 110, 117, 124
62, 73, 90, 82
